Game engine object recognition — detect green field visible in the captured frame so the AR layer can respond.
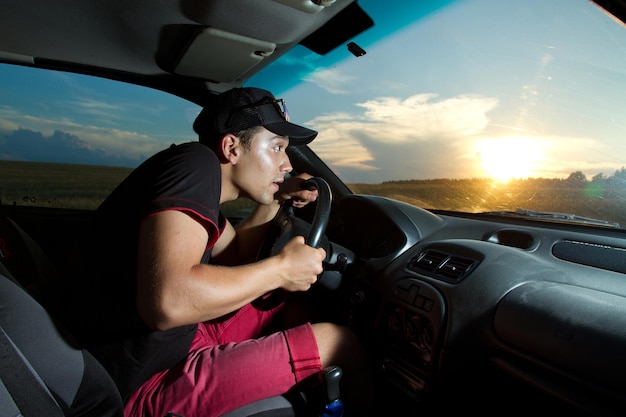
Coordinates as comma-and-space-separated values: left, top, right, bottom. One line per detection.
2, 160, 626, 227
0, 160, 133, 210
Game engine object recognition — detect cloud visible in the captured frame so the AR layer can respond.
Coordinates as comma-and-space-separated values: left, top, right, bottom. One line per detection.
20, 114, 161, 156
0, 112, 19, 134
307, 92, 500, 182
303, 68, 356, 95
306, 112, 377, 173
65, 96, 174, 127
526, 134, 625, 178
355, 93, 499, 141
0, 128, 141, 166
0, 107, 169, 165
66, 97, 126, 121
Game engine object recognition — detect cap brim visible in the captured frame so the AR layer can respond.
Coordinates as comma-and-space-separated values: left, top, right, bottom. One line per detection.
265, 121, 318, 146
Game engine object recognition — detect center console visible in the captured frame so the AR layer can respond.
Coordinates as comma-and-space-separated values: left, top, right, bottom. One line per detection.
378, 278, 446, 399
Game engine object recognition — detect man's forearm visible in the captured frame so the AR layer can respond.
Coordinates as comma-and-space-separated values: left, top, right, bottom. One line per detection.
233, 200, 281, 263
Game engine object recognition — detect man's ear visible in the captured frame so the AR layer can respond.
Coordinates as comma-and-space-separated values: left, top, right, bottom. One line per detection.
218, 134, 241, 164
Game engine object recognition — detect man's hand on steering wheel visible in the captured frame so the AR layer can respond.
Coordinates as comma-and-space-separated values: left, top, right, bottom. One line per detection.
275, 173, 319, 209
252, 176, 333, 310
276, 235, 326, 292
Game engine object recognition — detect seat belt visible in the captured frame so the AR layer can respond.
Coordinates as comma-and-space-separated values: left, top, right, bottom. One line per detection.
0, 326, 65, 417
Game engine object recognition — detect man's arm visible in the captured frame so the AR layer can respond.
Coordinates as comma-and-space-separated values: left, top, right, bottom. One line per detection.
212, 174, 318, 265
135, 209, 325, 331
211, 199, 281, 266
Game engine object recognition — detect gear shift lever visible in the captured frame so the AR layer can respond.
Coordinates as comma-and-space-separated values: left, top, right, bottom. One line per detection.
320, 366, 344, 417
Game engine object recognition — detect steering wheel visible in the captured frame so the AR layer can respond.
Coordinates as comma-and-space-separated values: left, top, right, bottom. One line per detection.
251, 177, 332, 310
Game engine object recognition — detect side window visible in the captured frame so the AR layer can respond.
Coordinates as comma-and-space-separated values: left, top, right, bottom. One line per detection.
0, 64, 200, 210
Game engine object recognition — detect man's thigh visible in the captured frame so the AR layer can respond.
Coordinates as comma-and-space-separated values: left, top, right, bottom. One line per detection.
126, 323, 321, 417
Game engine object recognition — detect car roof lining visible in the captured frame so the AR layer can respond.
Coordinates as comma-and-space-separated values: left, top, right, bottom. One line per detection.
0, 0, 373, 98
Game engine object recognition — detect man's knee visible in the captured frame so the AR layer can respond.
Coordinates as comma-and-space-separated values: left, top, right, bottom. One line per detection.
311, 323, 364, 370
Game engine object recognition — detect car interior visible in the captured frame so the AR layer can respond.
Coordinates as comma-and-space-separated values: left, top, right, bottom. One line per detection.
1, 0, 626, 416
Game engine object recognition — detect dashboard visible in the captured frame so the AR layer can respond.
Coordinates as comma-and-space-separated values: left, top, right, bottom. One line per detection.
324, 194, 626, 415
6, 193, 625, 414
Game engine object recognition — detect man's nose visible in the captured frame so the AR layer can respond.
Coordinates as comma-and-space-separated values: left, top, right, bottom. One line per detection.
281, 157, 293, 173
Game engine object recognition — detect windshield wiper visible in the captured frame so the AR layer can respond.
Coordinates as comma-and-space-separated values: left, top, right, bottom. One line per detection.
481, 209, 621, 228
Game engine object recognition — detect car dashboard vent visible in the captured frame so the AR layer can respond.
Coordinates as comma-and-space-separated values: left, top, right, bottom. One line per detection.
408, 249, 479, 283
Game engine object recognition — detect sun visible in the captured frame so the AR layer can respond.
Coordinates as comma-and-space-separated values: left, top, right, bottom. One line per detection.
476, 137, 542, 182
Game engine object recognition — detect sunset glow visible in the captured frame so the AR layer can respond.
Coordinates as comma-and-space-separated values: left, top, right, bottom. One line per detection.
476, 137, 543, 182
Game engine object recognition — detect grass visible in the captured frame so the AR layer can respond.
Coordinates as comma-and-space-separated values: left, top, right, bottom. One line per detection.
351, 178, 626, 226
0, 160, 132, 210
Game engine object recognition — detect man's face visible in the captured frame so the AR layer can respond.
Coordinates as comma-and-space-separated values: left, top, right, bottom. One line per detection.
235, 127, 293, 205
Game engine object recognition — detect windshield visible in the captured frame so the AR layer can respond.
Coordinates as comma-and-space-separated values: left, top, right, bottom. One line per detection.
251, 0, 626, 227
1, 0, 625, 227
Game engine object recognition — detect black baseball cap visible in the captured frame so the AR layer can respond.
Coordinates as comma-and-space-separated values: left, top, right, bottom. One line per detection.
193, 87, 318, 146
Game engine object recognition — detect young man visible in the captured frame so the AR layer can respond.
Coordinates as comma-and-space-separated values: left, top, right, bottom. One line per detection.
62, 87, 370, 417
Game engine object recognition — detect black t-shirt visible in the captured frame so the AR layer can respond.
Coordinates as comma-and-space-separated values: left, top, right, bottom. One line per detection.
70, 142, 225, 400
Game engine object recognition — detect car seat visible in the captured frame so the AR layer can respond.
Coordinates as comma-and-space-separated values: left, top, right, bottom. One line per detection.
0, 215, 343, 417
0, 216, 57, 295
0, 261, 124, 417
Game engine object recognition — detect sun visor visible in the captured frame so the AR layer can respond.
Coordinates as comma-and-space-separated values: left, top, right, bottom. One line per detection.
300, 1, 373, 55
174, 27, 276, 83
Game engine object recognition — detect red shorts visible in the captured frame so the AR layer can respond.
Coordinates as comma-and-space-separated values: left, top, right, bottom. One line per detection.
124, 303, 322, 417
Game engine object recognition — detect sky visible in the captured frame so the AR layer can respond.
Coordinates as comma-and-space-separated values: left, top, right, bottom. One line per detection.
1, 0, 626, 184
